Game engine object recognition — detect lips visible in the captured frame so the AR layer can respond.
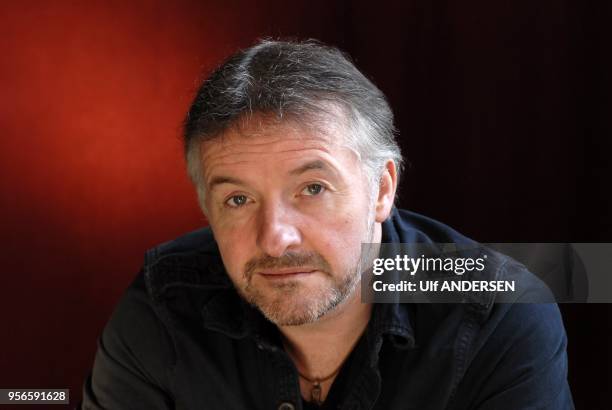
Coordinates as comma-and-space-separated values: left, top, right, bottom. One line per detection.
257, 269, 317, 278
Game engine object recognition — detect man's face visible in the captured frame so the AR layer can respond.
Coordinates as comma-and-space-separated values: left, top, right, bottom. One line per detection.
200, 115, 381, 326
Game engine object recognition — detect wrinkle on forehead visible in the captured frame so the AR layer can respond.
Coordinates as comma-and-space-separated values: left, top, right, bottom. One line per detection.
200, 113, 362, 167
201, 139, 354, 188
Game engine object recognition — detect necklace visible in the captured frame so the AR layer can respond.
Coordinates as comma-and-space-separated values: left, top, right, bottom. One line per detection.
297, 364, 344, 405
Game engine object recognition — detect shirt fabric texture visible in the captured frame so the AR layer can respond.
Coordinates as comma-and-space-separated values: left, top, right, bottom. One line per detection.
82, 208, 574, 410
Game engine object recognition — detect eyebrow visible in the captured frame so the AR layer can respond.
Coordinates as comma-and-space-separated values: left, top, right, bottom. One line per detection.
207, 159, 337, 191
207, 175, 245, 191
289, 160, 335, 176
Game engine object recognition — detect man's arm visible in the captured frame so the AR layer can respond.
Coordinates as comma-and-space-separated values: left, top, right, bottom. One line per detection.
81, 272, 175, 410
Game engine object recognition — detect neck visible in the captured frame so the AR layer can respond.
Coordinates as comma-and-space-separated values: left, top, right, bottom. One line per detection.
280, 224, 381, 370
279, 222, 381, 403
279, 284, 372, 373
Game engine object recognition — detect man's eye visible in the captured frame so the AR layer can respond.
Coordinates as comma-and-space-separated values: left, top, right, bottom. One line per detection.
225, 195, 249, 208
302, 183, 325, 196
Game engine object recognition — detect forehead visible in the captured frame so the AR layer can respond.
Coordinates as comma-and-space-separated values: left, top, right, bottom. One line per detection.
199, 116, 360, 174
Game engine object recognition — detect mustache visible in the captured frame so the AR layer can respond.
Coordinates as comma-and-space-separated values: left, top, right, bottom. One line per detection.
244, 251, 332, 279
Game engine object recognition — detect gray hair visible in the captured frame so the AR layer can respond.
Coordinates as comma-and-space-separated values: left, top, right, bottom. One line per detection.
183, 39, 403, 208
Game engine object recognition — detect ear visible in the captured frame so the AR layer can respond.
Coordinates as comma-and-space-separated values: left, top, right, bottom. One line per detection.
374, 160, 398, 223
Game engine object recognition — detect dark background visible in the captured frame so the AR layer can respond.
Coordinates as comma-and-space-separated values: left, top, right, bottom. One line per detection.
0, 1, 610, 408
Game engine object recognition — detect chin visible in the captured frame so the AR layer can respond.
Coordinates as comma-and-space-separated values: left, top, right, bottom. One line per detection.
247, 284, 345, 326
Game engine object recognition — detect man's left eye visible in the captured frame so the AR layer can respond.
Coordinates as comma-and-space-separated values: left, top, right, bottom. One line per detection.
302, 183, 325, 196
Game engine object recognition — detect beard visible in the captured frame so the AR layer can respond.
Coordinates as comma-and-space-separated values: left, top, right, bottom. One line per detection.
236, 212, 377, 327
241, 252, 359, 326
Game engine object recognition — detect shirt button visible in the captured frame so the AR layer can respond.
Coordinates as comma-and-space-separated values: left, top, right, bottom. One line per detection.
277, 402, 295, 410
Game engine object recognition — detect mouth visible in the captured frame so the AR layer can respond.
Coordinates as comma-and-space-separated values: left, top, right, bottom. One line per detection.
257, 269, 318, 280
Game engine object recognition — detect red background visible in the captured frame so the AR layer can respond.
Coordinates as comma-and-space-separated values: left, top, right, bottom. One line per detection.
1, 1, 610, 408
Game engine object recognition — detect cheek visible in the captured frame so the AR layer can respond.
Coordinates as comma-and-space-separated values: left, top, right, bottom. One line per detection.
312, 218, 366, 261
339, 208, 370, 237
212, 225, 253, 279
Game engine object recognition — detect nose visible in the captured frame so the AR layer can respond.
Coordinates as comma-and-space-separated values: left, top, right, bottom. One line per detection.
256, 200, 302, 258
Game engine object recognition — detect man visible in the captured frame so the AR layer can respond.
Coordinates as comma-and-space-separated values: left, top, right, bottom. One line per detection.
82, 40, 573, 409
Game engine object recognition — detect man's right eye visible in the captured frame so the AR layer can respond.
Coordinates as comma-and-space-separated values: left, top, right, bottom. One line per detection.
225, 195, 249, 208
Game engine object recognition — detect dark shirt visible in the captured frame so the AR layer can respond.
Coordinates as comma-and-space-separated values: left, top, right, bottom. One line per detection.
81, 208, 574, 409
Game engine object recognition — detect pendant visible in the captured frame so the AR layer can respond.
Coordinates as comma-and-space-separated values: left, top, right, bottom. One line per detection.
311, 380, 322, 405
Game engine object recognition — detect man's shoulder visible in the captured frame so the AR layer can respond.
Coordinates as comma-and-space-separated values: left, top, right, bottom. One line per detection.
136, 227, 238, 329
145, 226, 229, 281
388, 208, 475, 244
144, 226, 218, 266
393, 207, 555, 297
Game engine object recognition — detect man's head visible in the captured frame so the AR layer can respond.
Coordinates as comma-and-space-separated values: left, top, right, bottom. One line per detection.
183, 40, 402, 326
